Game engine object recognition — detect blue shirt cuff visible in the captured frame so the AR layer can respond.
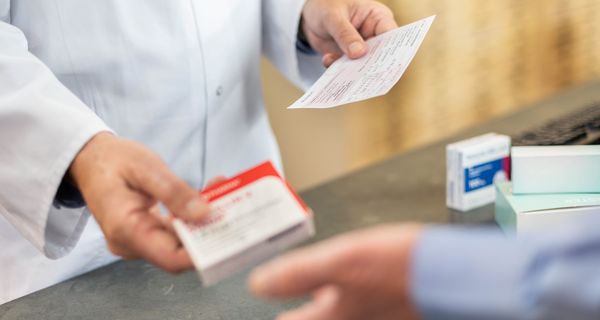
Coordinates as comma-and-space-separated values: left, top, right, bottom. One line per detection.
410, 226, 529, 320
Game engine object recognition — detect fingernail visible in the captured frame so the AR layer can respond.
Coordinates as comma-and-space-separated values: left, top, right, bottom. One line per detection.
185, 197, 208, 219
348, 41, 365, 57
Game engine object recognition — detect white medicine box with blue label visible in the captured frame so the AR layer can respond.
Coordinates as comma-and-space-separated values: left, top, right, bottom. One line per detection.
447, 133, 511, 211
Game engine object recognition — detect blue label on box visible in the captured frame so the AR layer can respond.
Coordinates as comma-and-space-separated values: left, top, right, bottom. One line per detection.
464, 158, 507, 192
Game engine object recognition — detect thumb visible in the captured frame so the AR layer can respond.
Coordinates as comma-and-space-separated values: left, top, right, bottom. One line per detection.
326, 15, 367, 59
128, 155, 209, 222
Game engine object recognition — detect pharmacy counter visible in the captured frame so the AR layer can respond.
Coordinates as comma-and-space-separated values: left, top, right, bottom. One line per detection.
1, 81, 599, 320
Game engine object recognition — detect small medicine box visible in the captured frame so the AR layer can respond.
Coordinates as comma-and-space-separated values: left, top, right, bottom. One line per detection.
447, 133, 511, 211
174, 161, 315, 286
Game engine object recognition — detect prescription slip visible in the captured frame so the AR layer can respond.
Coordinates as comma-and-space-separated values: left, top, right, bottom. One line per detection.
174, 162, 314, 286
289, 15, 435, 109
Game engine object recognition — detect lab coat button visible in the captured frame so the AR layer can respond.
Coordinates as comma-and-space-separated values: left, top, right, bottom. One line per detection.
216, 86, 224, 96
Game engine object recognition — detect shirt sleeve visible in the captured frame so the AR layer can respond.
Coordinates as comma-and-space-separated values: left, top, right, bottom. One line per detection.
0, 21, 111, 259
411, 218, 600, 320
261, 0, 324, 90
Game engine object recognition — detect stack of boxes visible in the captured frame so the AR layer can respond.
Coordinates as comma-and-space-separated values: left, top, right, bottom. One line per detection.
447, 134, 600, 234
495, 146, 600, 233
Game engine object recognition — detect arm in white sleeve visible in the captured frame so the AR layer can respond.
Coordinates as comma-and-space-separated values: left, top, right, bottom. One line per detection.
261, 0, 324, 89
411, 216, 600, 320
0, 21, 110, 259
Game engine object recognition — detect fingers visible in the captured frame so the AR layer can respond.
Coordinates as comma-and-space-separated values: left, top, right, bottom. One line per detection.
277, 286, 341, 320
250, 237, 350, 298
151, 206, 177, 235
101, 187, 193, 272
320, 5, 396, 62
135, 196, 193, 272
137, 232, 192, 273
325, 14, 367, 59
72, 136, 197, 272
322, 53, 342, 68
128, 154, 208, 222
100, 197, 193, 272
128, 211, 193, 273
374, 18, 397, 35
303, 1, 397, 62
356, 4, 397, 38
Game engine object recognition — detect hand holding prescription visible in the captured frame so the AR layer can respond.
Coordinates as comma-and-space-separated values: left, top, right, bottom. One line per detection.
301, 0, 398, 67
250, 224, 423, 320
291, 15, 435, 109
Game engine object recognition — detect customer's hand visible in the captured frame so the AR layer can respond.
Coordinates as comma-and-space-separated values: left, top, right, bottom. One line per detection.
250, 224, 423, 320
69, 132, 209, 273
301, 0, 397, 67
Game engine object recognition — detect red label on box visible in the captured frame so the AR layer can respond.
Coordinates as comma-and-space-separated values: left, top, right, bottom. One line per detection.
200, 161, 310, 214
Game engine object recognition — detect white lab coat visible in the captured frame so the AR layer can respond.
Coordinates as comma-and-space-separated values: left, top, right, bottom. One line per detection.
0, 0, 322, 304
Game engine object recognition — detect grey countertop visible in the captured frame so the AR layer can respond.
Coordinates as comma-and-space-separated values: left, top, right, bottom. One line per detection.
2, 81, 599, 320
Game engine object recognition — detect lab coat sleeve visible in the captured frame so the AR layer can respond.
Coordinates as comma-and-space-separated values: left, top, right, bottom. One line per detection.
261, 0, 324, 90
0, 21, 111, 259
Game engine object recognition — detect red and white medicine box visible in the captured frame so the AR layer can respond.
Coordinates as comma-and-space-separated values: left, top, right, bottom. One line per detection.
174, 161, 315, 286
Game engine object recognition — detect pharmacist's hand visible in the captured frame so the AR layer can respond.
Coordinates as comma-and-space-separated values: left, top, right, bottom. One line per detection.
69, 132, 209, 272
301, 0, 397, 67
250, 224, 423, 320
205, 176, 227, 188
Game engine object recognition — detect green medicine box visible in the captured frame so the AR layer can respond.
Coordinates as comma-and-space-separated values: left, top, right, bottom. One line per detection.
495, 182, 600, 234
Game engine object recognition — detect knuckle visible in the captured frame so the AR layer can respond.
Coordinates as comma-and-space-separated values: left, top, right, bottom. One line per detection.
323, 10, 338, 23
134, 154, 167, 183
163, 182, 192, 211
374, 10, 393, 23
107, 243, 126, 257
105, 233, 120, 247
324, 12, 348, 33
374, 2, 393, 15
159, 178, 179, 198
137, 155, 157, 174
107, 244, 119, 255
104, 221, 127, 244
337, 26, 357, 41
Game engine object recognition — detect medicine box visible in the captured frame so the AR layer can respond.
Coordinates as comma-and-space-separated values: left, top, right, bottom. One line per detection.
495, 181, 600, 234
511, 145, 600, 194
447, 133, 511, 211
174, 161, 315, 286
